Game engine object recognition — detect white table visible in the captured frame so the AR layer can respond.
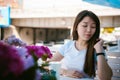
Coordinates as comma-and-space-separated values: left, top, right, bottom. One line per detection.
60, 76, 94, 80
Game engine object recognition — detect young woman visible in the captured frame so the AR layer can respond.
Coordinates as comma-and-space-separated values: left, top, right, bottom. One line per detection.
49, 10, 113, 80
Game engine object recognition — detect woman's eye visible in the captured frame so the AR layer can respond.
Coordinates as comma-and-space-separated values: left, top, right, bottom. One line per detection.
91, 26, 96, 28
83, 25, 87, 27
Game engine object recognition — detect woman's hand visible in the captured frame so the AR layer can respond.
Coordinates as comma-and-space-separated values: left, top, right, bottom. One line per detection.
60, 69, 84, 78
94, 39, 104, 53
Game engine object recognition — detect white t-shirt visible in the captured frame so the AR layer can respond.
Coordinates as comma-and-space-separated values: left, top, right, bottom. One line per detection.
58, 40, 107, 78
59, 40, 86, 72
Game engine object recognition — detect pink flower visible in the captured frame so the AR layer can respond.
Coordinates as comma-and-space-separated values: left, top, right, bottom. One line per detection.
26, 46, 52, 60
0, 42, 24, 78
0, 41, 54, 80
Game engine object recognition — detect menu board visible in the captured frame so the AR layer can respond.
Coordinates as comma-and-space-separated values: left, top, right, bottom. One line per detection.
0, 6, 11, 27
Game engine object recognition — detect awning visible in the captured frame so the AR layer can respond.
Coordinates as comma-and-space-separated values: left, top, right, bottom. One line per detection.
83, 0, 120, 8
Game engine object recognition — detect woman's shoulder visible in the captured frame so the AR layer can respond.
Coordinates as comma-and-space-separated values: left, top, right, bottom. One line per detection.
63, 40, 75, 47
59, 40, 74, 51
58, 40, 75, 55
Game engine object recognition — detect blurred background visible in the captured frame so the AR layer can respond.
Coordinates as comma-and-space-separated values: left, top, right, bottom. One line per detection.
0, 0, 120, 47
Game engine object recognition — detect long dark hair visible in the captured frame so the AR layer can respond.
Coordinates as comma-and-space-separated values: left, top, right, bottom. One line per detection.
72, 10, 100, 77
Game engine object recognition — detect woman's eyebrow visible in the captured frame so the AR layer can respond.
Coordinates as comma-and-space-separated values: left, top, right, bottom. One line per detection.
82, 22, 87, 24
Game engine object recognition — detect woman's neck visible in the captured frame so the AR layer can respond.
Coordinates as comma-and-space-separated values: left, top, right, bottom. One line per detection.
75, 40, 87, 51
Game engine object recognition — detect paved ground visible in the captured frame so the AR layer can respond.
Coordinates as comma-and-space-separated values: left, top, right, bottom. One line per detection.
107, 52, 120, 80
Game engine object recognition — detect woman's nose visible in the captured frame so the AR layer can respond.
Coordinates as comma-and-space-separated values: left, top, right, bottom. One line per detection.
86, 27, 91, 32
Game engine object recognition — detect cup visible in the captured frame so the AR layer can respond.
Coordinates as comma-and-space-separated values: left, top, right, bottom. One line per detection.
49, 62, 61, 80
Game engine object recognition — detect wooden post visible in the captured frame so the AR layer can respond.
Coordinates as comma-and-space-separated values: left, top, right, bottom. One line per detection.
0, 27, 4, 40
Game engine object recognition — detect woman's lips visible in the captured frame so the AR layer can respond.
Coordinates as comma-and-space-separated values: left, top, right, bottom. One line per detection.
85, 34, 91, 38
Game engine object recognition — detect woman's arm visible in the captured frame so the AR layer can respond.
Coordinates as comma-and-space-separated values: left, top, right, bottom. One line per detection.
94, 39, 113, 80
60, 68, 84, 78
97, 54, 112, 80
48, 52, 64, 62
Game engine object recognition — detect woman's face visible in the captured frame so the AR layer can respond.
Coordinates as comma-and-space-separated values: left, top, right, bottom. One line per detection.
77, 16, 96, 41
